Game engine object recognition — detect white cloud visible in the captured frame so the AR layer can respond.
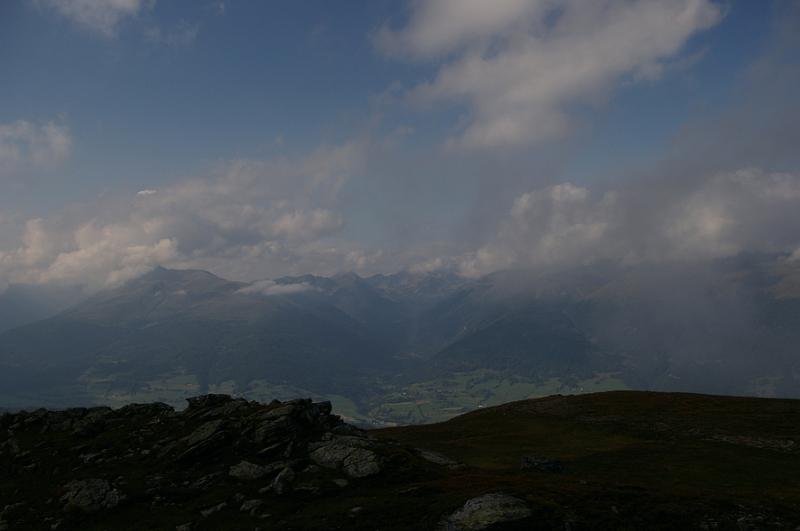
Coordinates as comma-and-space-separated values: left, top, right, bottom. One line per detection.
460, 183, 617, 276
0, 120, 71, 172
42, 0, 149, 37
236, 280, 314, 297
460, 169, 800, 276
0, 141, 367, 289
380, 0, 722, 149
272, 210, 343, 242
376, 0, 541, 59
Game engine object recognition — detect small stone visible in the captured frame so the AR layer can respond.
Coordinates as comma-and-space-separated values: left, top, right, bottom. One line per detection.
240, 499, 264, 513
416, 448, 463, 469
200, 502, 227, 518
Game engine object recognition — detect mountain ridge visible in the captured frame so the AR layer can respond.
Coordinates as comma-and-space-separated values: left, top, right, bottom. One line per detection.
1, 254, 799, 418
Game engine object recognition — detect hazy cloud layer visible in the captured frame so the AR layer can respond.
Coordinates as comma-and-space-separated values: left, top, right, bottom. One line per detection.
0, 120, 71, 174
236, 280, 314, 297
41, 0, 149, 37
461, 168, 800, 276
380, 0, 721, 148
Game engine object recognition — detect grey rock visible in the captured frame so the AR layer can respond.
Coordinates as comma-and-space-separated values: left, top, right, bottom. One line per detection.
182, 419, 224, 447
185, 394, 233, 413
314, 400, 332, 415
416, 448, 463, 469
70, 408, 112, 436
60, 479, 124, 514
261, 403, 299, 420
240, 499, 264, 513
253, 417, 292, 445
270, 467, 295, 495
229, 461, 270, 481
441, 493, 532, 531
200, 502, 227, 518
310, 438, 382, 478
343, 447, 382, 478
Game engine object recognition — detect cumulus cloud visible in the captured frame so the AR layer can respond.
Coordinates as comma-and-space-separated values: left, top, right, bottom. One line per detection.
0, 120, 71, 172
41, 0, 149, 37
0, 141, 367, 289
379, 0, 722, 149
236, 280, 314, 297
460, 168, 800, 276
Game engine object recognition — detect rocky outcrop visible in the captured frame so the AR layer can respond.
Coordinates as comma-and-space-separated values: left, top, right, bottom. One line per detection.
60, 478, 124, 513
440, 493, 533, 530
0, 394, 391, 530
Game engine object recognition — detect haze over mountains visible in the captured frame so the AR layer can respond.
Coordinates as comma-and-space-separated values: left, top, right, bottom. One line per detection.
1, 253, 798, 422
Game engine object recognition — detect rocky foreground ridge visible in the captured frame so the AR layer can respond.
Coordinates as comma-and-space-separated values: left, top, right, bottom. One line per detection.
3, 391, 800, 530
0, 395, 532, 530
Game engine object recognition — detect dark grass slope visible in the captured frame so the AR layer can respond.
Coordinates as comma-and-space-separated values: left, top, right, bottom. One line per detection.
374, 391, 800, 529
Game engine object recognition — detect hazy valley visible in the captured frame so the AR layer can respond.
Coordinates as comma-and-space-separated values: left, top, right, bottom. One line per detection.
1, 253, 798, 426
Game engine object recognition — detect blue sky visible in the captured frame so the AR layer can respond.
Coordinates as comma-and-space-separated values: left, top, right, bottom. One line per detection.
1, 0, 799, 289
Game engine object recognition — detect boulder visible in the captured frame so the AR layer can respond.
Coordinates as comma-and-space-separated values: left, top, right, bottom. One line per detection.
229, 461, 270, 481
309, 437, 382, 478
182, 419, 224, 448
440, 493, 532, 531
270, 467, 296, 495
60, 479, 124, 514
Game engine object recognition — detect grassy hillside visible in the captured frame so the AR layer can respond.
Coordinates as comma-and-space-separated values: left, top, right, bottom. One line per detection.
374, 391, 800, 528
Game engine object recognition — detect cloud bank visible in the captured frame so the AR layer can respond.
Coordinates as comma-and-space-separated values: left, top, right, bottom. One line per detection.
379, 0, 722, 149
0, 142, 366, 289
460, 168, 800, 276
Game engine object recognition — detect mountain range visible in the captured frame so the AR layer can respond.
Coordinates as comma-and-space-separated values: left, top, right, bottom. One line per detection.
0, 253, 799, 421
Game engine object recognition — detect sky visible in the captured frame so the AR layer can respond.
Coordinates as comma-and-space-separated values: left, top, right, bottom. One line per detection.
1, 0, 799, 290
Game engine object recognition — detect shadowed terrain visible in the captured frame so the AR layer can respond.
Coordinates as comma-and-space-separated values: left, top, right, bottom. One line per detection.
2, 391, 799, 529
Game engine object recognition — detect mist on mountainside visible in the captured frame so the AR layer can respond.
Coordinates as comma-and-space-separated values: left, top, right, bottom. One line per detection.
1, 252, 798, 423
